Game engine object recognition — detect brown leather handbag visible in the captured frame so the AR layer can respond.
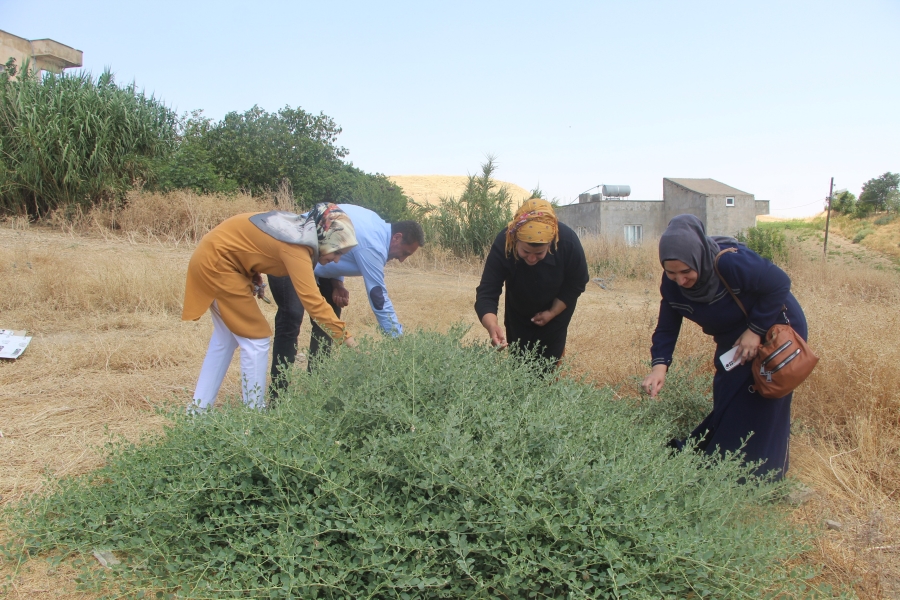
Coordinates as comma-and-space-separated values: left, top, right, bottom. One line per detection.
714, 248, 818, 399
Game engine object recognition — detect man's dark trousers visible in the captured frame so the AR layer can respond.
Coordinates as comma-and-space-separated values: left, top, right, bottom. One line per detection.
267, 274, 341, 392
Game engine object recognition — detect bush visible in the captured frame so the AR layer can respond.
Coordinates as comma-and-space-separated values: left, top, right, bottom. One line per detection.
418, 158, 514, 257
153, 110, 238, 195
0, 65, 177, 216
152, 106, 412, 221
853, 228, 874, 244
337, 168, 412, 222
199, 104, 374, 207
736, 226, 788, 263
4, 330, 820, 598
631, 356, 713, 440
874, 214, 896, 226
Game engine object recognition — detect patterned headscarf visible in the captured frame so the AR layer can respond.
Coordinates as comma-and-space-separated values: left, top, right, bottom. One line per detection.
505, 198, 560, 256
249, 203, 357, 263
307, 203, 358, 255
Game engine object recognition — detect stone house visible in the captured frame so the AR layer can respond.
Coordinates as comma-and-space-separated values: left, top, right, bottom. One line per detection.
555, 178, 770, 244
1, 29, 82, 77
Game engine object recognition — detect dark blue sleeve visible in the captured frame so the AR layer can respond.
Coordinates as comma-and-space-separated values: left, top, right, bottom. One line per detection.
650, 283, 683, 368
719, 250, 791, 336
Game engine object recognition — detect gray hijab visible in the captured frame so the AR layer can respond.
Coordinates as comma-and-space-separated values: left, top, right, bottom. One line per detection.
658, 214, 740, 303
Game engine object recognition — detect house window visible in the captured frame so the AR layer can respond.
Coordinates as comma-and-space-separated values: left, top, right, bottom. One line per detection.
725, 196, 735, 207
624, 224, 642, 246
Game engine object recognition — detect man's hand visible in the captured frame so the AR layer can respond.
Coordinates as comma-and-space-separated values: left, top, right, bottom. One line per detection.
331, 280, 350, 308
481, 313, 508, 349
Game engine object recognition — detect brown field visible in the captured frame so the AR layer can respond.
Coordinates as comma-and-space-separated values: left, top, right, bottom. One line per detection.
1, 190, 898, 598
387, 174, 533, 208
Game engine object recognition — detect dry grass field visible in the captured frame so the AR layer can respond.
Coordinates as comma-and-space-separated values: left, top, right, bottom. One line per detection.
1, 191, 898, 598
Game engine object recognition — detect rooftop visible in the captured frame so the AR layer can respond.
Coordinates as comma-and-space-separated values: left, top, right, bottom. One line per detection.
665, 178, 750, 196
0, 29, 83, 73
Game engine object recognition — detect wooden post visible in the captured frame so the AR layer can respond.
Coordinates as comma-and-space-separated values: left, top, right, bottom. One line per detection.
823, 177, 834, 258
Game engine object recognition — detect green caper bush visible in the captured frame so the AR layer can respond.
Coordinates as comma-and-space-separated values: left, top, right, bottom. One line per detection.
6, 329, 818, 598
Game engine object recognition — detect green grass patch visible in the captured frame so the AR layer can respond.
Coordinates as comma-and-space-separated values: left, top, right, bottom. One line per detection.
3, 330, 824, 598
853, 228, 875, 244
757, 218, 825, 232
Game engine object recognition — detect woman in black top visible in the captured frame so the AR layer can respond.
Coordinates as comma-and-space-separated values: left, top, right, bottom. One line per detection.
474, 199, 589, 363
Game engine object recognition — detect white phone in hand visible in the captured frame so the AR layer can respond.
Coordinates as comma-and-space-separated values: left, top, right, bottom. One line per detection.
719, 346, 740, 371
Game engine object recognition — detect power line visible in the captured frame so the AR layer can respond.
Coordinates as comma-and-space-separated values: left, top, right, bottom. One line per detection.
768, 198, 827, 212
569, 185, 602, 204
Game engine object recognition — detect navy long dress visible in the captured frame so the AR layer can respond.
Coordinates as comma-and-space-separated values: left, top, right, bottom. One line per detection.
650, 244, 808, 480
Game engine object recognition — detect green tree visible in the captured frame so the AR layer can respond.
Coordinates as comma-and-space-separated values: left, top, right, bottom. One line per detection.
205, 105, 349, 203
153, 110, 237, 194
336, 168, 411, 222
0, 67, 176, 216
887, 189, 900, 214
858, 172, 900, 213
830, 189, 856, 215
153, 105, 411, 220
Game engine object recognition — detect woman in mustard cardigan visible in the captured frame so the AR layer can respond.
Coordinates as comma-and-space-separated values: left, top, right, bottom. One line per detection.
183, 203, 358, 411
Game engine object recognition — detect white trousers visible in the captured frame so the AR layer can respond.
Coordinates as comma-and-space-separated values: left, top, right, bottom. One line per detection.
191, 301, 269, 410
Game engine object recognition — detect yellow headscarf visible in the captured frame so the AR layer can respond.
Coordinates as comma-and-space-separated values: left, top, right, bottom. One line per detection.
505, 198, 559, 256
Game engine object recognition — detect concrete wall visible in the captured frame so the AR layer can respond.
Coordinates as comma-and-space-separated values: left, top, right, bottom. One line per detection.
704, 193, 756, 236
555, 199, 665, 243
596, 200, 666, 240
755, 200, 770, 216
556, 202, 605, 237
662, 179, 707, 225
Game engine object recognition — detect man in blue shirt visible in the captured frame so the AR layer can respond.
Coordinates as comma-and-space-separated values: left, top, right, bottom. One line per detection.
267, 204, 424, 388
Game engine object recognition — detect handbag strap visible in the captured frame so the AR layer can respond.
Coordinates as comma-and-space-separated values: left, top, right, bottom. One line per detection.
713, 248, 790, 326
713, 248, 748, 318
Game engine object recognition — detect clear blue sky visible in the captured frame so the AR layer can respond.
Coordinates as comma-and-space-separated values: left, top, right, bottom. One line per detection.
4, 0, 898, 216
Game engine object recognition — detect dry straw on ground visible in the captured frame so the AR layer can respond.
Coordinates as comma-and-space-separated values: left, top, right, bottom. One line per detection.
1, 191, 898, 598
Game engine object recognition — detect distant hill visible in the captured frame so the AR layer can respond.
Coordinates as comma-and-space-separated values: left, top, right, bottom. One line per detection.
388, 175, 532, 208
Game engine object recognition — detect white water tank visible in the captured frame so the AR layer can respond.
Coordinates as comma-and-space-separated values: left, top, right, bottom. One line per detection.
601, 185, 631, 198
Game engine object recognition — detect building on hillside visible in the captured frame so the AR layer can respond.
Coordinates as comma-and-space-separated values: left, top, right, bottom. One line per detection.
555, 178, 770, 245
0, 29, 82, 77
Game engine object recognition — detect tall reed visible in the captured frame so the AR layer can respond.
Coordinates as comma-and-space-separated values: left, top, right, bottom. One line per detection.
0, 67, 176, 216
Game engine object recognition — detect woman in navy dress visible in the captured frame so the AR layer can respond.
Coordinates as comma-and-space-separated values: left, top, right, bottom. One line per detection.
640, 215, 808, 480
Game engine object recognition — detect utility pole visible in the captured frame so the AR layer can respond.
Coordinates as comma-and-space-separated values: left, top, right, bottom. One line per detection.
823, 177, 834, 258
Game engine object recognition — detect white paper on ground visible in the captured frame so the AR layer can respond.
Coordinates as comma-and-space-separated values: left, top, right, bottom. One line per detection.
0, 329, 32, 359
718, 346, 740, 371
